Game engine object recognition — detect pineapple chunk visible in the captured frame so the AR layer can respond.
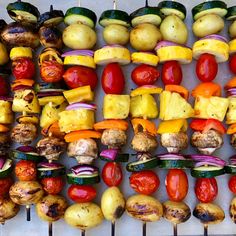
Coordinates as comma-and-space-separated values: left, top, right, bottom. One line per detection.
63, 86, 94, 104
13, 90, 40, 114
38, 96, 65, 106
226, 97, 236, 124
194, 95, 229, 121
103, 95, 130, 119
59, 109, 94, 133
0, 100, 13, 124
130, 94, 158, 119
40, 102, 67, 128
159, 91, 194, 120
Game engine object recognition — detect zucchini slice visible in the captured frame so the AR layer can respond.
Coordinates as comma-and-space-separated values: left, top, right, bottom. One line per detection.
130, 7, 163, 27
0, 159, 13, 179
226, 6, 236, 21
192, 1, 227, 21
191, 166, 225, 178
67, 173, 100, 185
7, 1, 40, 24
126, 158, 159, 172
158, 1, 186, 20
99, 10, 130, 27
11, 150, 43, 162
225, 165, 236, 174
38, 166, 66, 179
64, 7, 97, 28
99, 153, 129, 163
159, 160, 194, 169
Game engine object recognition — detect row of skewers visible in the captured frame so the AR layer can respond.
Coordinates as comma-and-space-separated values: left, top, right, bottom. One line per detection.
0, 0, 235, 236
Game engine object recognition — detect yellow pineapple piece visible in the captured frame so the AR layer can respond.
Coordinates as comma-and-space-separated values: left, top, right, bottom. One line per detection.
38, 96, 65, 106
103, 94, 130, 119
159, 91, 171, 120
194, 95, 229, 121
59, 109, 94, 133
40, 102, 67, 128
0, 100, 13, 124
226, 97, 236, 124
130, 94, 158, 119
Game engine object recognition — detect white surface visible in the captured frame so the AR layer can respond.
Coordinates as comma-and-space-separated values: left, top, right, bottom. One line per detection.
0, 0, 236, 235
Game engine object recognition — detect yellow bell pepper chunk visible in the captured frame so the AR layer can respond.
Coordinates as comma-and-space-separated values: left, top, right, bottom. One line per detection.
157, 119, 188, 134
131, 87, 163, 97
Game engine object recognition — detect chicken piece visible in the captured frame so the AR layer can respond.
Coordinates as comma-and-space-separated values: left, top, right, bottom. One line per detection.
36, 137, 67, 161
36, 195, 68, 222
231, 134, 236, 149
193, 203, 225, 225
11, 123, 37, 145
230, 196, 236, 224
67, 138, 98, 164
161, 132, 188, 153
0, 197, 19, 224
191, 130, 223, 155
101, 129, 127, 149
9, 181, 44, 205
163, 201, 191, 225
131, 132, 158, 152
0, 133, 11, 155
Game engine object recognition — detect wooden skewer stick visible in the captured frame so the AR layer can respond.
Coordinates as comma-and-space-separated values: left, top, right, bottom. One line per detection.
49, 222, 53, 236
143, 222, 146, 236
111, 221, 115, 236
26, 205, 31, 221
81, 229, 86, 236
113, 0, 117, 10
204, 224, 208, 236
173, 224, 178, 236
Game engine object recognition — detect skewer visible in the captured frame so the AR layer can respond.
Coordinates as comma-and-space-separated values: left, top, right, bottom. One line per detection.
81, 229, 86, 236
26, 204, 31, 221
142, 222, 146, 236
113, 0, 117, 10
49, 222, 53, 236
145, 0, 148, 7
78, 0, 81, 7
204, 224, 208, 236
111, 221, 115, 236
173, 224, 177, 236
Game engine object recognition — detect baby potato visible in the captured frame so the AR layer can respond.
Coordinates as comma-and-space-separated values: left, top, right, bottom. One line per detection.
0, 42, 8, 65
229, 20, 236, 38
101, 187, 125, 222
62, 24, 97, 50
130, 23, 162, 51
193, 14, 224, 38
0, 197, 19, 223
160, 15, 188, 45
126, 194, 163, 222
64, 203, 104, 230
103, 24, 129, 45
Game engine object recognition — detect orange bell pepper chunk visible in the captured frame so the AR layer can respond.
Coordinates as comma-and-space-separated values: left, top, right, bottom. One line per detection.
13, 79, 35, 86
64, 130, 102, 142
225, 77, 236, 90
227, 124, 236, 135
41, 122, 65, 139
131, 118, 157, 136
192, 82, 221, 98
0, 124, 9, 133
165, 85, 189, 100
94, 120, 129, 131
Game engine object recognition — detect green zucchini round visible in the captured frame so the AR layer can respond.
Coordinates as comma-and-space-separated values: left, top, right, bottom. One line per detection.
158, 159, 194, 169
11, 150, 44, 162
99, 153, 129, 163
67, 173, 100, 185
126, 158, 159, 172
226, 6, 236, 21
191, 166, 225, 178
38, 166, 66, 179
0, 159, 13, 179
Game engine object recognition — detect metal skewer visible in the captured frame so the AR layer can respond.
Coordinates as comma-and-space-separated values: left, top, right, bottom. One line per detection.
26, 204, 31, 221
173, 224, 178, 236
81, 229, 86, 236
49, 222, 53, 236
142, 222, 146, 236
204, 224, 208, 236
78, 0, 81, 7
111, 221, 115, 236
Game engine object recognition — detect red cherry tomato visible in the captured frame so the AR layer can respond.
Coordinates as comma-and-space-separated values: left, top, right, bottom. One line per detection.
15, 160, 37, 181
41, 176, 63, 195
102, 162, 123, 187
131, 64, 160, 86
68, 185, 96, 203
229, 54, 236, 74
12, 58, 35, 80
40, 61, 64, 83
102, 63, 125, 94
196, 53, 218, 82
161, 61, 182, 85
165, 169, 188, 202
195, 178, 218, 203
0, 76, 9, 96
63, 66, 98, 90
0, 177, 13, 197
129, 170, 160, 195
228, 175, 236, 194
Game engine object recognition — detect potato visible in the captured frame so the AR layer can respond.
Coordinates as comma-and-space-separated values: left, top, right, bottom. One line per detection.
101, 187, 125, 222
160, 15, 188, 45
0, 197, 19, 223
193, 14, 224, 38
103, 24, 129, 45
126, 194, 163, 222
130, 23, 162, 51
64, 203, 104, 230
229, 20, 236, 39
62, 24, 97, 50
230, 197, 236, 223
0, 42, 8, 65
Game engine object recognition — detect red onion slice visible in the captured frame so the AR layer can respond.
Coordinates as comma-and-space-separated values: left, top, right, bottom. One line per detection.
189, 154, 226, 166
71, 164, 98, 175
100, 149, 118, 161
0, 158, 6, 169
139, 85, 159, 89
66, 102, 97, 111
37, 91, 63, 98
62, 50, 94, 58
157, 153, 186, 160
17, 146, 37, 153
0, 96, 13, 102
103, 44, 124, 49
12, 85, 33, 91
194, 161, 224, 168
38, 162, 64, 169
201, 34, 228, 43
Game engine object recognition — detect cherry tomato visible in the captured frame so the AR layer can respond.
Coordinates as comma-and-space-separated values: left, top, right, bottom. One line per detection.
68, 185, 96, 203
129, 170, 160, 195
195, 178, 218, 203
40, 61, 64, 83
0, 177, 13, 197
102, 63, 125, 94
196, 53, 218, 82
162, 61, 182, 85
229, 54, 236, 74
63, 66, 98, 90
228, 176, 236, 194
132, 64, 160, 86
41, 176, 63, 195
0, 76, 9, 96
165, 169, 188, 202
102, 162, 122, 187
12, 58, 35, 80
15, 160, 37, 181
